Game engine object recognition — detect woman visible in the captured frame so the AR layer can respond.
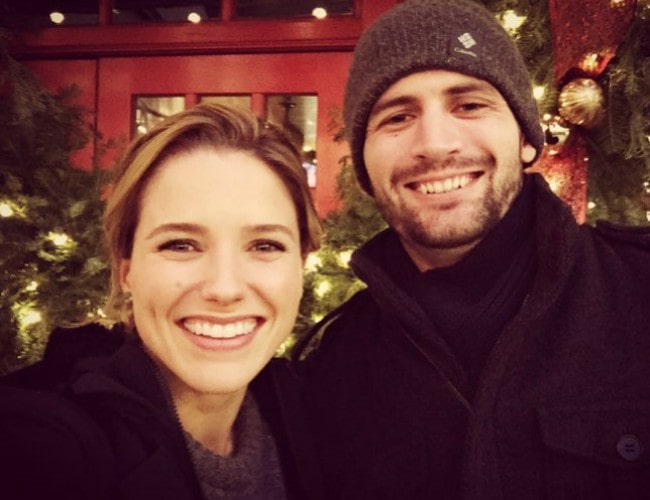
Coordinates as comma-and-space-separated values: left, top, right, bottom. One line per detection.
0, 103, 323, 499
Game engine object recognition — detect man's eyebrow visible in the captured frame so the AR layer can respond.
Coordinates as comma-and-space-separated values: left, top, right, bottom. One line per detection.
445, 81, 499, 96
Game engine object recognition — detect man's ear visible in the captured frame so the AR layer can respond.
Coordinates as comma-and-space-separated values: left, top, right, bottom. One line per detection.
119, 259, 131, 293
521, 141, 537, 164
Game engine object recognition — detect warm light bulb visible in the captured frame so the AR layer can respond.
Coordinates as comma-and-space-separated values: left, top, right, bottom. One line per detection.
47, 231, 72, 247
50, 11, 65, 24
187, 12, 201, 23
305, 253, 322, 272
337, 250, 353, 268
315, 280, 332, 298
501, 10, 526, 32
0, 202, 14, 218
533, 85, 546, 100
312, 7, 328, 19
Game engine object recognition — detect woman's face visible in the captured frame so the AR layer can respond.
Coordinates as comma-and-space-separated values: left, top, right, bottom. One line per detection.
120, 148, 304, 399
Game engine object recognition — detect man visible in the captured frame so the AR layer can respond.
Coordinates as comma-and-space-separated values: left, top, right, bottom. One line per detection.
294, 0, 650, 498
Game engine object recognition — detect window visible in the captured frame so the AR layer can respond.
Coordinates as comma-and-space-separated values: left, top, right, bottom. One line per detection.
200, 95, 252, 111
235, 0, 353, 19
133, 96, 185, 136
266, 95, 318, 187
113, 0, 221, 24
11, 0, 99, 26
132, 93, 319, 187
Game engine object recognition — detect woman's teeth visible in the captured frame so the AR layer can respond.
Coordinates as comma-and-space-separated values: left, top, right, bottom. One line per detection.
183, 319, 257, 339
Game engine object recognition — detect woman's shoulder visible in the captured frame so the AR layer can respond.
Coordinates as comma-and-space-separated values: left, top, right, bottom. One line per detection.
1, 323, 126, 390
0, 384, 115, 499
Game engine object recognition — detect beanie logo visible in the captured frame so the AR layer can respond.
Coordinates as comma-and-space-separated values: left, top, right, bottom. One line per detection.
458, 33, 476, 49
455, 32, 478, 58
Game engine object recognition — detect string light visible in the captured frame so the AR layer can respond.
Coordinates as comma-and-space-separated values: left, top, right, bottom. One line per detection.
312, 7, 328, 19
500, 10, 526, 33
12, 303, 43, 330
49, 11, 65, 24
187, 12, 201, 23
533, 85, 546, 100
47, 231, 73, 247
337, 250, 353, 268
0, 201, 14, 218
315, 279, 332, 299
305, 253, 322, 272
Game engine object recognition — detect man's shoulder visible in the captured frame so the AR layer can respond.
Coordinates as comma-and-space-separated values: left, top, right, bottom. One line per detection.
588, 220, 650, 259
594, 220, 650, 252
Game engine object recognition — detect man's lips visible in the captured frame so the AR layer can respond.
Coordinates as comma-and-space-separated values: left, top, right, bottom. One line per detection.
406, 172, 482, 195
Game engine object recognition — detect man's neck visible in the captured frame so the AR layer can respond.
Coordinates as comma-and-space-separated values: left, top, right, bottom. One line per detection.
401, 237, 481, 272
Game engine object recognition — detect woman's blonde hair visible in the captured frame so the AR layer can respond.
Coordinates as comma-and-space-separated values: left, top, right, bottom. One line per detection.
103, 103, 322, 328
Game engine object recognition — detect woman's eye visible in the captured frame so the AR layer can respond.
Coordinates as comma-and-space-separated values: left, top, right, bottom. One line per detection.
252, 240, 286, 253
159, 240, 197, 252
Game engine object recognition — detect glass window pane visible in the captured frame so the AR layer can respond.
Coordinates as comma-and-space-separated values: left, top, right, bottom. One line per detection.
235, 0, 353, 19
134, 96, 185, 137
266, 95, 318, 187
10, 0, 99, 27
113, 0, 221, 24
200, 95, 252, 111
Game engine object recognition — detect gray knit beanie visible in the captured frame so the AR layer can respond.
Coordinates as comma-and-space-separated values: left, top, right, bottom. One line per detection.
344, 0, 545, 195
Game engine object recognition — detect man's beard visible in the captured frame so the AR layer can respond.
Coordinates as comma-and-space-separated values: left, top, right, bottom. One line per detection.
373, 153, 522, 251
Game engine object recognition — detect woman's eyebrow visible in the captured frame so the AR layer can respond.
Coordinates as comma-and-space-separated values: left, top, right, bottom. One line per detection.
145, 222, 203, 240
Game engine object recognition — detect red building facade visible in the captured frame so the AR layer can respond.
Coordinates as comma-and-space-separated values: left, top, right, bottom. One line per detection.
10, 0, 398, 215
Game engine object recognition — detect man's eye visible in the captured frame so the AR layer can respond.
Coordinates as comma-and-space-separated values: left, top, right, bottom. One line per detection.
382, 113, 411, 125
159, 240, 197, 252
458, 102, 485, 113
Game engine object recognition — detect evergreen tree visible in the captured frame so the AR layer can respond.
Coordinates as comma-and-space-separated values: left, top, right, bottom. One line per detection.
0, 32, 109, 374
1, 0, 648, 364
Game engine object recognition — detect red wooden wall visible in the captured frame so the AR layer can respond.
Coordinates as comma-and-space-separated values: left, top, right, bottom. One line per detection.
14, 0, 398, 216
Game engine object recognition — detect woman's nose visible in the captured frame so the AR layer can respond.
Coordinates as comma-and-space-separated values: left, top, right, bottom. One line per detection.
199, 251, 246, 304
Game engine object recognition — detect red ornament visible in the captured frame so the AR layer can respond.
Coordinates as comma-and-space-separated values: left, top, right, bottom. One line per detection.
548, 0, 637, 83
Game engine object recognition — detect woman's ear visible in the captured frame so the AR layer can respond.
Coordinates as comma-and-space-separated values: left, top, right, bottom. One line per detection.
119, 259, 132, 294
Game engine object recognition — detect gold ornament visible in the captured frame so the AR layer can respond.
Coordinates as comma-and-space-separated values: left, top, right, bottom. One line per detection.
558, 78, 605, 128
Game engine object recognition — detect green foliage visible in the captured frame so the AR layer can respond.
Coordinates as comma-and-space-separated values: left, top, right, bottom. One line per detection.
585, 4, 650, 224
484, 0, 650, 224
294, 153, 385, 340
0, 35, 110, 374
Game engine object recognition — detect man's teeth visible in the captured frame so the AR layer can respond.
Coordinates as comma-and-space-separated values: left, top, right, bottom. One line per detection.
416, 175, 472, 194
184, 319, 256, 339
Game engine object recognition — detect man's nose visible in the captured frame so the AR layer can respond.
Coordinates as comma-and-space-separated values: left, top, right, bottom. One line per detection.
410, 110, 463, 160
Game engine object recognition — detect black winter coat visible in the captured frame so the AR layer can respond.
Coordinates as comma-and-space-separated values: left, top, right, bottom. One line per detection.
0, 324, 323, 500
297, 174, 650, 500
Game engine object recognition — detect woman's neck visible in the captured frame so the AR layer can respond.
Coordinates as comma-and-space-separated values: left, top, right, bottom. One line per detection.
168, 378, 247, 457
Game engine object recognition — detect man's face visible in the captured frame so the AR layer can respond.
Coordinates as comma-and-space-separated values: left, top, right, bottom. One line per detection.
363, 70, 537, 270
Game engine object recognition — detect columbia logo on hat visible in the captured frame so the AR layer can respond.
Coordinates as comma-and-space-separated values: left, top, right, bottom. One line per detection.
458, 32, 476, 49
454, 32, 478, 58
